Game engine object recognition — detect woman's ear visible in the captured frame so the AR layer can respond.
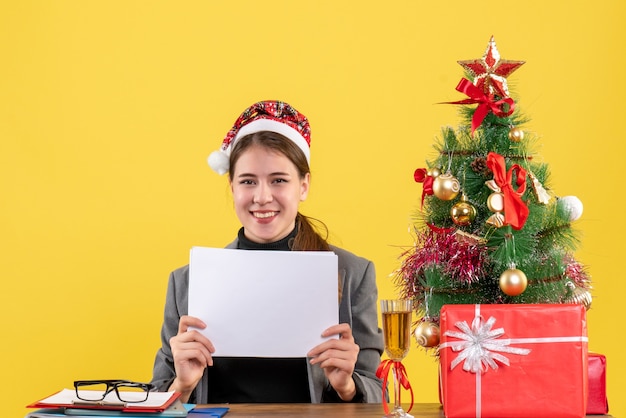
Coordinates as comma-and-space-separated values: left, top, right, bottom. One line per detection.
300, 172, 311, 201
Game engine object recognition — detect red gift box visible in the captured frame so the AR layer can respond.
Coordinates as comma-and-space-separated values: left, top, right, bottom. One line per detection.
439, 304, 588, 418
587, 353, 608, 414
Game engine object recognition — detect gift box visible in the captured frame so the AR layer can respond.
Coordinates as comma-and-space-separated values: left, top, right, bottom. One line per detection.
439, 304, 588, 418
587, 353, 609, 415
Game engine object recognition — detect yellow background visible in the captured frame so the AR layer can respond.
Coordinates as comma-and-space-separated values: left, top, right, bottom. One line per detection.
2, 1, 624, 417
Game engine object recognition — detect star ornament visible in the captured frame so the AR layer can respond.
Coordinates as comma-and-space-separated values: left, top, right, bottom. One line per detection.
457, 36, 525, 98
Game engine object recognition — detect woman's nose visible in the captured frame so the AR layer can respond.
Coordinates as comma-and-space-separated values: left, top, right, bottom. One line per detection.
253, 183, 273, 204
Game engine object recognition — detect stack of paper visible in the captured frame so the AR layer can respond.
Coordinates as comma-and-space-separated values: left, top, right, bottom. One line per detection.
25, 389, 189, 417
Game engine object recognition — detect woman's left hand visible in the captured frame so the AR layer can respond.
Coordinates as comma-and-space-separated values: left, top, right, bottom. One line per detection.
307, 323, 360, 401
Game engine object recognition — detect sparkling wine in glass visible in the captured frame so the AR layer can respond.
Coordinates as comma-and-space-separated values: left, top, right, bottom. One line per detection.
380, 299, 413, 418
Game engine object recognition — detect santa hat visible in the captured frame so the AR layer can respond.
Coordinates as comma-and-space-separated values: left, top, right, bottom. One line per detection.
208, 100, 311, 175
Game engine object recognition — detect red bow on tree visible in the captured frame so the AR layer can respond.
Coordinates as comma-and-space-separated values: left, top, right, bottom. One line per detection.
414, 168, 435, 208
445, 78, 516, 136
486, 152, 529, 230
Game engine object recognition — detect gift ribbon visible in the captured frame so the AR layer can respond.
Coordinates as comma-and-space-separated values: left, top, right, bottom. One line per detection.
439, 304, 589, 418
376, 359, 414, 415
414, 168, 434, 208
440, 313, 531, 373
486, 152, 529, 230
444, 78, 516, 136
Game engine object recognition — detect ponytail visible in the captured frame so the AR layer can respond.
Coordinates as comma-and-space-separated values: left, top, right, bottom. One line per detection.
292, 213, 330, 251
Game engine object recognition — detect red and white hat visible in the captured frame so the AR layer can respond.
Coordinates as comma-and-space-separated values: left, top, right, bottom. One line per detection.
208, 100, 311, 175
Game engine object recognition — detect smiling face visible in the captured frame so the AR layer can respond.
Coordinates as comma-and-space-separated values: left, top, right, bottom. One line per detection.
230, 141, 310, 244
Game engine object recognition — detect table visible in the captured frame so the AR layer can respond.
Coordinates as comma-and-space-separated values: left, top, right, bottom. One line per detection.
190, 403, 442, 417
190, 403, 613, 417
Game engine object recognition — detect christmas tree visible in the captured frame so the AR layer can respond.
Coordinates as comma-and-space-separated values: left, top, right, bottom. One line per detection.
396, 37, 592, 350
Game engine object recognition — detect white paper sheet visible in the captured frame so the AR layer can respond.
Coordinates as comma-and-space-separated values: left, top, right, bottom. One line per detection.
35, 388, 176, 408
188, 247, 339, 357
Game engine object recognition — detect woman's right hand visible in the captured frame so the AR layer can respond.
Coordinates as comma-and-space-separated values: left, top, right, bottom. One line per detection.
168, 315, 215, 401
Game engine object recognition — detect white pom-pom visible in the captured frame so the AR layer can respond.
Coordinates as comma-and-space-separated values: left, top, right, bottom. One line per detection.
207, 150, 230, 175
558, 195, 584, 221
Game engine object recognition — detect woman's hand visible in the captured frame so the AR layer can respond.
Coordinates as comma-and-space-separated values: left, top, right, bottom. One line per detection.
168, 315, 215, 402
307, 323, 360, 401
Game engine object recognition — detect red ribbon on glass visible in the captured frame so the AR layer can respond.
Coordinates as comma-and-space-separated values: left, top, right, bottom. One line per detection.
486, 152, 529, 230
445, 78, 516, 136
414, 168, 434, 208
376, 359, 414, 415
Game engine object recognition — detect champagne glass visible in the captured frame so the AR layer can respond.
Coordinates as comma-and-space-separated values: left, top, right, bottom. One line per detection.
380, 299, 413, 418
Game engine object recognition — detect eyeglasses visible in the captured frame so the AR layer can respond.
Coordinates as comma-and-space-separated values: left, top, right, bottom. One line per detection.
74, 380, 157, 404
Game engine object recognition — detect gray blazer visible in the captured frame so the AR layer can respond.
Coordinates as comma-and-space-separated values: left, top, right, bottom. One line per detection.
151, 240, 384, 403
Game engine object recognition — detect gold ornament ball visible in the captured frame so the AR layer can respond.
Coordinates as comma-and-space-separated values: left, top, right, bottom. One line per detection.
499, 268, 528, 296
451, 200, 477, 226
414, 321, 441, 348
508, 127, 525, 142
427, 167, 442, 178
432, 173, 460, 201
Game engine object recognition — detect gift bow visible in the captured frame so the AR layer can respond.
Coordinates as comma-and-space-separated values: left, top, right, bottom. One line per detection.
486, 152, 529, 230
414, 168, 434, 208
445, 78, 516, 136
441, 315, 531, 373
376, 359, 414, 415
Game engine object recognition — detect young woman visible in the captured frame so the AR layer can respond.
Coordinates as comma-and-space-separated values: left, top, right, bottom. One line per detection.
151, 101, 383, 403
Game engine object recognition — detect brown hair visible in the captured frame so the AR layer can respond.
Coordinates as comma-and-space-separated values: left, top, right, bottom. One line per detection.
228, 131, 331, 252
